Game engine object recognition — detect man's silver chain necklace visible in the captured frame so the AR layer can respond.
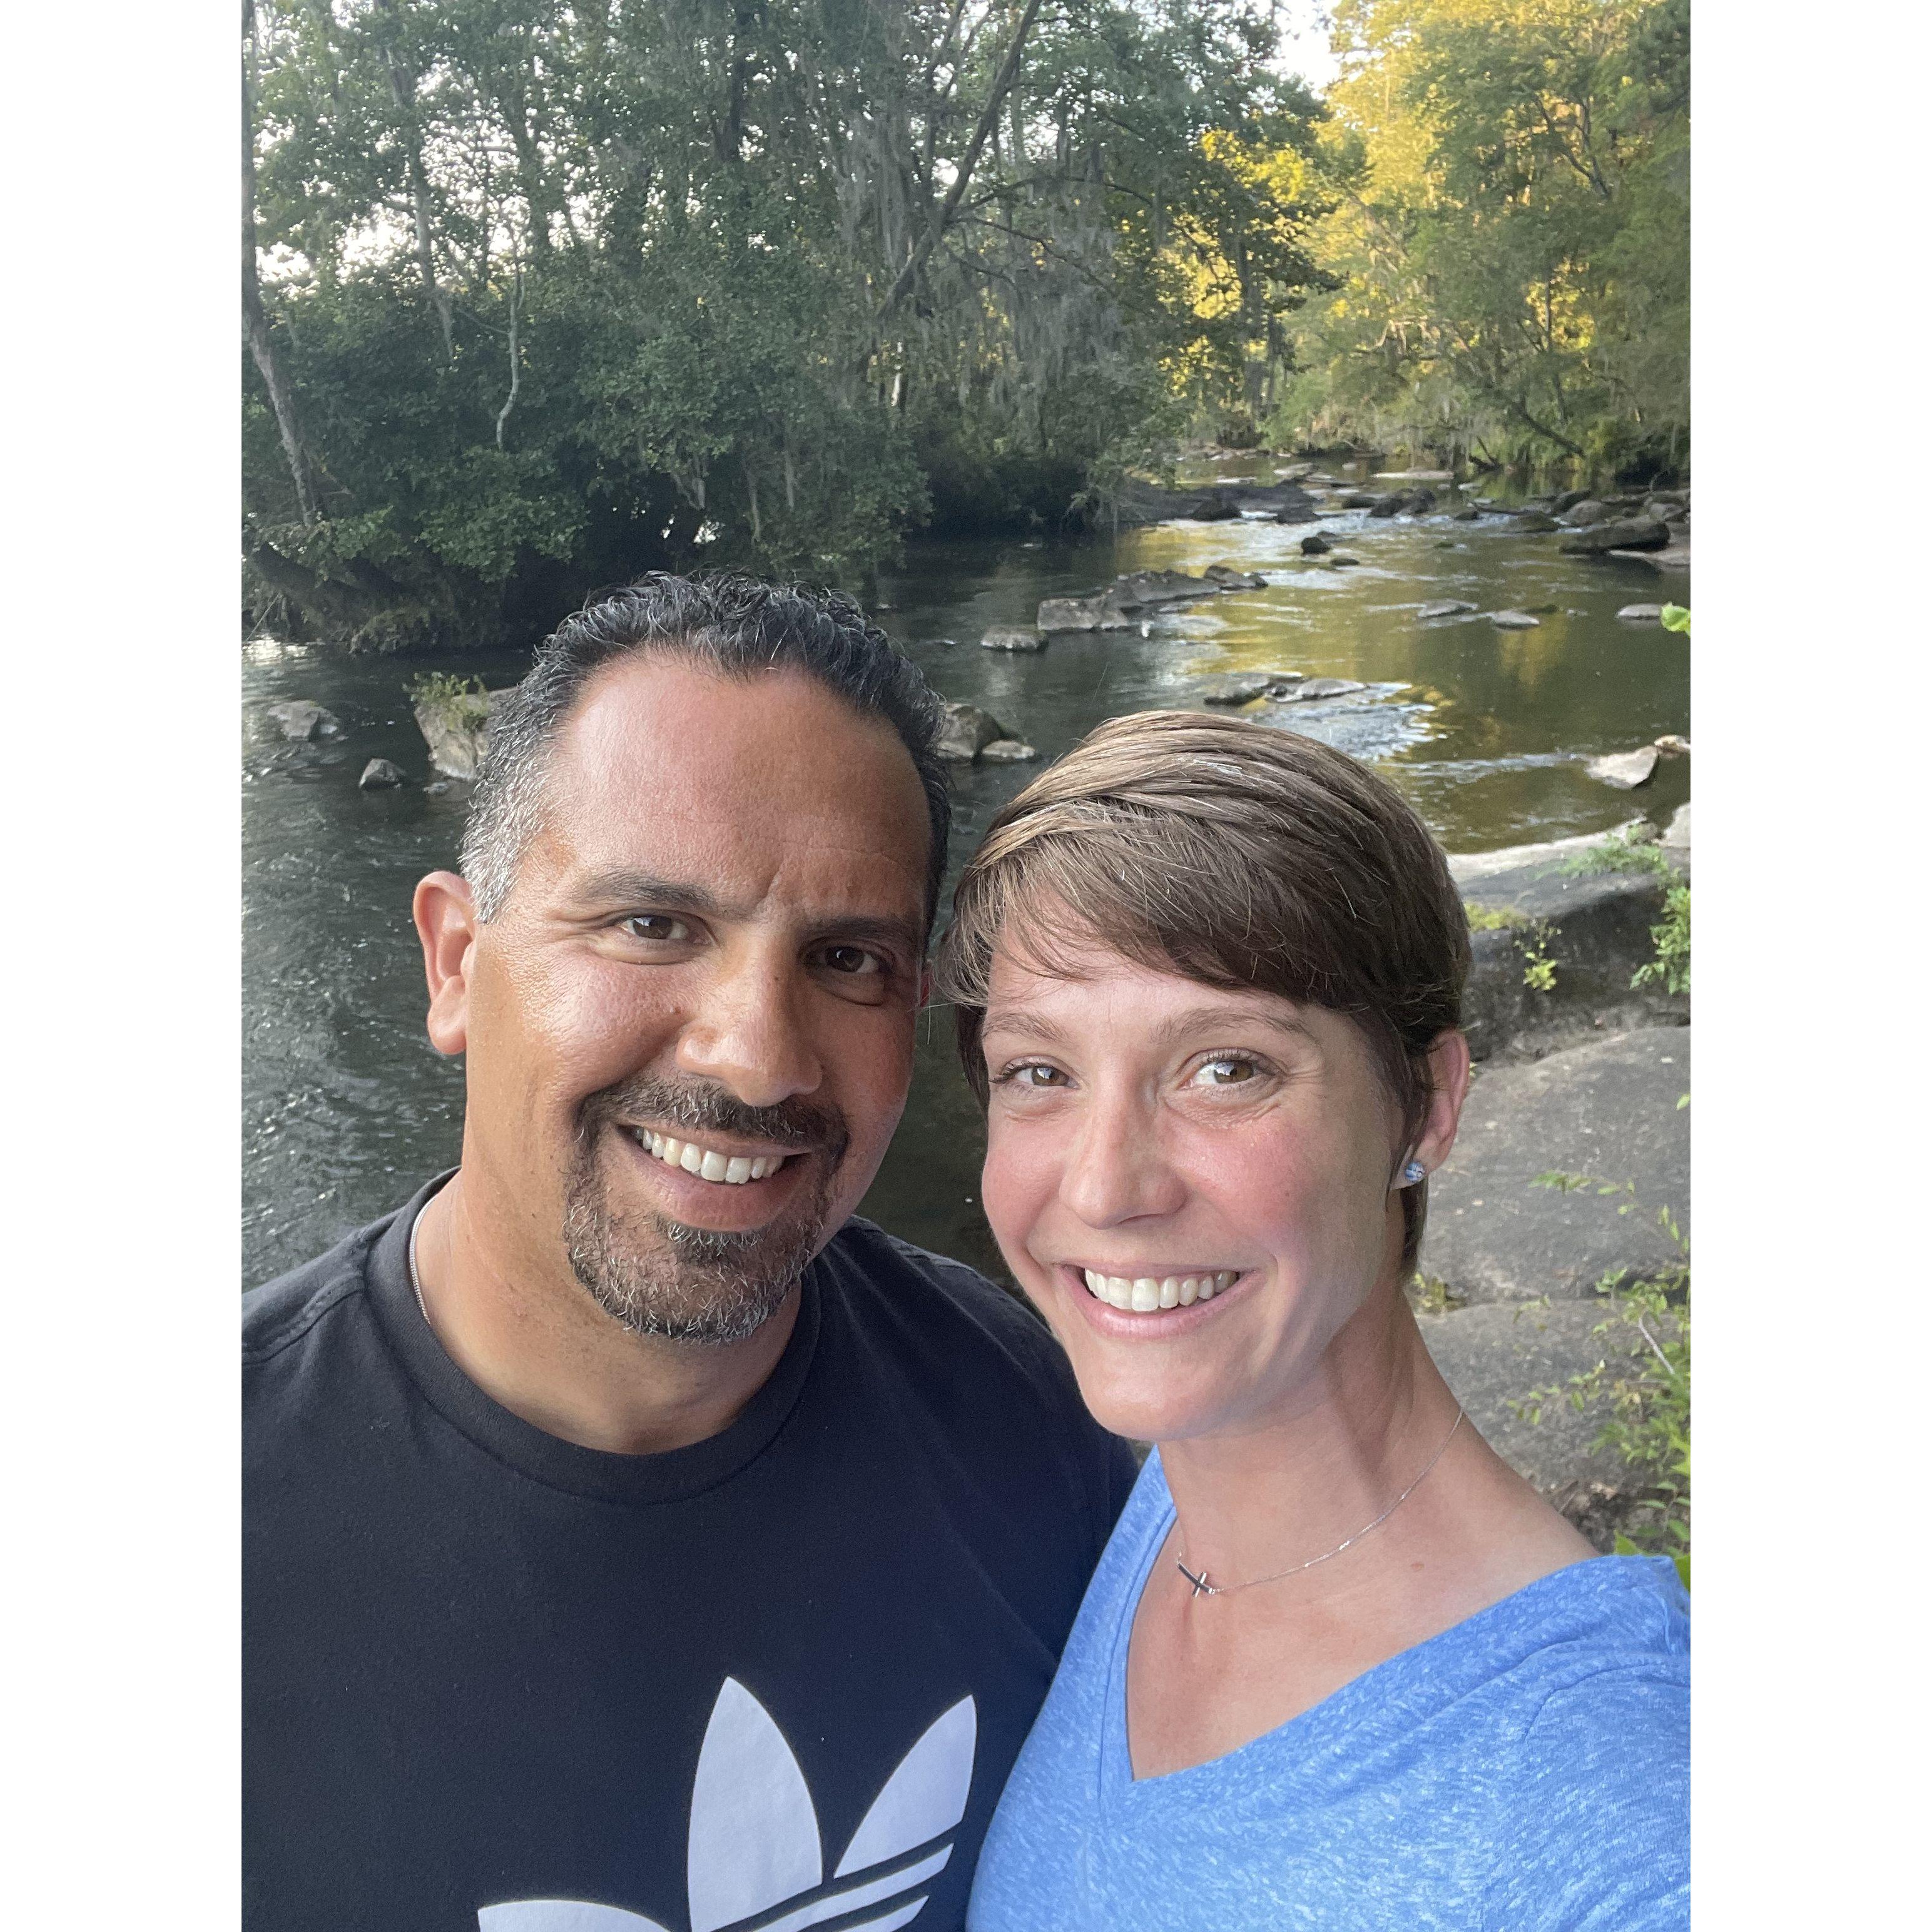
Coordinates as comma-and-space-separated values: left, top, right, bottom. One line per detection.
407, 1214, 430, 1325
1175, 1406, 1467, 1600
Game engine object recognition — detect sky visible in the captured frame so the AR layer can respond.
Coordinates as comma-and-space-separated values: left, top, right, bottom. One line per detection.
1275, 2, 1345, 93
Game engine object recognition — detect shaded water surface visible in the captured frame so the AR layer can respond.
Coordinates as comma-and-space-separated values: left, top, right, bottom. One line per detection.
243, 479, 1688, 1283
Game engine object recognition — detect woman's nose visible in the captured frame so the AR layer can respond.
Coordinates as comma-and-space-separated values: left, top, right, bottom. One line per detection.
1057, 1092, 1187, 1229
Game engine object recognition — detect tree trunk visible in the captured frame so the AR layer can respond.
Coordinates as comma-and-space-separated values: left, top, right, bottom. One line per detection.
242, 3, 318, 526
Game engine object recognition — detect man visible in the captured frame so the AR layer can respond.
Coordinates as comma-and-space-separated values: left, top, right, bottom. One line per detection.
244, 574, 1136, 1932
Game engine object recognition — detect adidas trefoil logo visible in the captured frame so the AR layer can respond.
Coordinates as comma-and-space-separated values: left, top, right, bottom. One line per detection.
479, 1677, 977, 1932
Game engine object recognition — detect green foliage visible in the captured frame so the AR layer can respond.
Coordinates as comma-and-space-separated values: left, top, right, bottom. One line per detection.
1659, 602, 1690, 633
1520, 933, 1558, 992
1633, 884, 1690, 995
407, 670, 486, 710
1463, 902, 1530, 932
243, 0, 1331, 647
1273, 0, 1689, 477
1560, 833, 1689, 995
1523, 1170, 1689, 1577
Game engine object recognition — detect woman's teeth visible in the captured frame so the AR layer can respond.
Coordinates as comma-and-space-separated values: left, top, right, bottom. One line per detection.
638, 1131, 786, 1185
1080, 1269, 1238, 1312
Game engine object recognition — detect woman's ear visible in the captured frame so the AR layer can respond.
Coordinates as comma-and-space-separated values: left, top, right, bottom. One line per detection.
414, 872, 477, 1057
1410, 1029, 1472, 1176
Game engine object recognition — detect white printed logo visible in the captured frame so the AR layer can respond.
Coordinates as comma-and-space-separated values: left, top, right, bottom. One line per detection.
479, 1678, 977, 1932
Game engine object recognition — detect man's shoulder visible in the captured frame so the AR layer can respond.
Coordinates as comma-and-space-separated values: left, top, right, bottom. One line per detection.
242, 1216, 387, 1368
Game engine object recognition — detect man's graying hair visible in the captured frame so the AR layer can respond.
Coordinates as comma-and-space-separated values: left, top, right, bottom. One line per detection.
459, 572, 952, 926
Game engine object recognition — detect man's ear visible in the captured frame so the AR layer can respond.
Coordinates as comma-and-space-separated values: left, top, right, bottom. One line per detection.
414, 872, 479, 1057
1411, 1029, 1473, 1174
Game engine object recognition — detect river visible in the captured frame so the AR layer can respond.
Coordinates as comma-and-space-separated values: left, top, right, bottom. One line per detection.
243, 464, 1689, 1285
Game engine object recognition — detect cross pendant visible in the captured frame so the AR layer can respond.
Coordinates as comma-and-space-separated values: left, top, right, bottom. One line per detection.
1176, 1560, 1216, 1598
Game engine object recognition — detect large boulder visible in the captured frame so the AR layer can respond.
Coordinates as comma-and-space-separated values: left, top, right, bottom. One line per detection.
1419, 599, 1477, 620
1338, 491, 1378, 509
1490, 610, 1542, 629
934, 703, 1007, 762
1457, 839, 1688, 1062
1203, 565, 1266, 590
1616, 604, 1665, 623
1299, 532, 1333, 556
1405, 487, 1438, 514
1560, 499, 1614, 526
1560, 518, 1672, 556
1366, 492, 1408, 517
412, 685, 509, 780
980, 628, 1046, 652
1552, 487, 1594, 513
980, 737, 1039, 763
1190, 495, 1241, 521
1423, 1028, 1690, 1304
1201, 670, 1306, 705
1508, 511, 1563, 532
267, 699, 342, 743
1662, 803, 1691, 849
1588, 747, 1661, 789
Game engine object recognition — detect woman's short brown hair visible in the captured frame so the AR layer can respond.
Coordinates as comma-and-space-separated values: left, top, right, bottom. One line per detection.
934, 709, 1471, 1278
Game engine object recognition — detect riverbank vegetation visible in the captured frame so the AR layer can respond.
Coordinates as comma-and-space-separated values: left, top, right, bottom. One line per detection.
244, 0, 1689, 649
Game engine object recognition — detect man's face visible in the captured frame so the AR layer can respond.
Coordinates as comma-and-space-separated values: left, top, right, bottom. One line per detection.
437, 656, 932, 1341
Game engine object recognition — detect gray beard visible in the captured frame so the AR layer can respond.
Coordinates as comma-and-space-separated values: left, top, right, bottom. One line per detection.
561, 1078, 848, 1345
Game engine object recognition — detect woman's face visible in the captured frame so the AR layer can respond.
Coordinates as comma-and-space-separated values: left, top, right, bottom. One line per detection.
978, 935, 1465, 1445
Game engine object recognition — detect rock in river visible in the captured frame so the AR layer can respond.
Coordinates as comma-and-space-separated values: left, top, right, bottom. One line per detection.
1418, 599, 1477, 620
1587, 746, 1661, 789
1204, 565, 1266, 590
358, 758, 406, 791
1560, 499, 1613, 526
980, 628, 1046, 652
1489, 610, 1542, 629
1278, 676, 1367, 703
1560, 517, 1672, 555
1299, 532, 1333, 556
1508, 511, 1563, 532
980, 737, 1039, 763
268, 699, 342, 742
414, 684, 507, 780
1201, 671, 1303, 705
1616, 603, 1664, 622
1326, 553, 1364, 567
935, 702, 1007, 761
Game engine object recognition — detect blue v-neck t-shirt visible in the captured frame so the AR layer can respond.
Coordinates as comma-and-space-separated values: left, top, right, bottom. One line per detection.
968, 1450, 1689, 1931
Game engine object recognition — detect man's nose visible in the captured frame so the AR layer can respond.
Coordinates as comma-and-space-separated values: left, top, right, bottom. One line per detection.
674, 947, 823, 1109
1058, 1086, 1187, 1229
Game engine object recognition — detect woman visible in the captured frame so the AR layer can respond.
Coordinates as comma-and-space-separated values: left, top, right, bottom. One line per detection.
941, 711, 1688, 1929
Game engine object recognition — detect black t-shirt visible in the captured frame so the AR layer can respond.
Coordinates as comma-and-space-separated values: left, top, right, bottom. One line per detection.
243, 1176, 1136, 1932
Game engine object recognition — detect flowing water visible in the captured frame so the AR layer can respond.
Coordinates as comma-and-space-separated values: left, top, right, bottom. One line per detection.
242, 465, 1689, 1284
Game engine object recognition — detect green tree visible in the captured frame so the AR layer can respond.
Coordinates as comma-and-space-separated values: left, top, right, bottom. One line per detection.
243, 0, 1328, 649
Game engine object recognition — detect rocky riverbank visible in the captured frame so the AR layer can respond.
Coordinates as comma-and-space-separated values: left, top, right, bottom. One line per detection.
1422, 820, 1690, 1548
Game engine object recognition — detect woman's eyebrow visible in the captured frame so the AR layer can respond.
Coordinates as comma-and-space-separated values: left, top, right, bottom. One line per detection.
1152, 1002, 1315, 1045
980, 1006, 1068, 1043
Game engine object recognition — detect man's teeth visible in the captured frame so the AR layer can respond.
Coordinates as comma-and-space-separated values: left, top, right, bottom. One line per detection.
638, 1131, 786, 1184
1080, 1269, 1239, 1311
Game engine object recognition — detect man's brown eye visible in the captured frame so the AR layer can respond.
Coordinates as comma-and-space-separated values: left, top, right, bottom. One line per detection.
621, 915, 688, 942
820, 946, 883, 976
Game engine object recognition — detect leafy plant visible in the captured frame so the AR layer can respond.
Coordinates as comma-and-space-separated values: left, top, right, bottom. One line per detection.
1659, 603, 1690, 633
1520, 1171, 1690, 1583
1561, 834, 1690, 995
407, 671, 487, 711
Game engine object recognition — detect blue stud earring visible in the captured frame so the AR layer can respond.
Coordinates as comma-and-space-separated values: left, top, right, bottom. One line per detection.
1402, 1160, 1426, 1185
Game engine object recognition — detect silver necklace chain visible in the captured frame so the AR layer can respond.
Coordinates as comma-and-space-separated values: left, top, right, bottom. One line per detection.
1176, 1406, 1467, 1600
407, 1213, 430, 1326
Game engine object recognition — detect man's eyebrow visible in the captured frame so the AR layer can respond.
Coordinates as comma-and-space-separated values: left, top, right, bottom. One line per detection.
564, 870, 924, 955
566, 870, 734, 917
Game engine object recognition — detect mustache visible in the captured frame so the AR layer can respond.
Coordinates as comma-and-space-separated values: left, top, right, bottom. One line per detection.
579, 1074, 850, 1162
